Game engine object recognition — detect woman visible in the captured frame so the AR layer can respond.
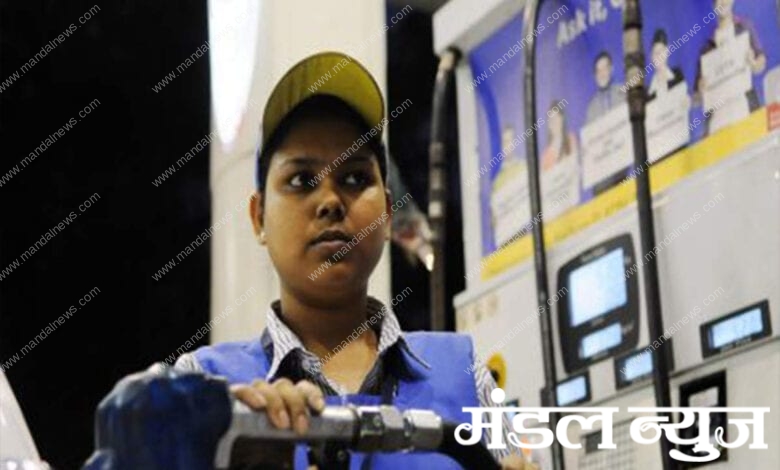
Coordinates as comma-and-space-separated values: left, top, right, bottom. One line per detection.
172, 52, 530, 469
541, 101, 577, 172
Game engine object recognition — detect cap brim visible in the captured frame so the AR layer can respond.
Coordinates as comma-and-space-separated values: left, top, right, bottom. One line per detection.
262, 52, 385, 143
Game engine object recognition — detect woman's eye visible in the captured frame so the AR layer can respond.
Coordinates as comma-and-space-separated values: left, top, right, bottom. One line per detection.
343, 171, 372, 187
288, 172, 311, 188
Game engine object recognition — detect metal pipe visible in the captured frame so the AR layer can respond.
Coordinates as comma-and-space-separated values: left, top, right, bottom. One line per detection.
522, 1, 565, 469
622, 1, 676, 469
428, 49, 461, 331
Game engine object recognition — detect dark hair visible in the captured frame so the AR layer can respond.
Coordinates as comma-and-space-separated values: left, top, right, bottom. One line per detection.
255, 94, 387, 193
594, 50, 612, 69
652, 29, 668, 46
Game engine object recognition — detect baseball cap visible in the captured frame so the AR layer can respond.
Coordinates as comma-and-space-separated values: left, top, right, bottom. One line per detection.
256, 51, 387, 189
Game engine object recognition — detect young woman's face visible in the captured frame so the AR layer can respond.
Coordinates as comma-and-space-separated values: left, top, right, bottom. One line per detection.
256, 115, 390, 302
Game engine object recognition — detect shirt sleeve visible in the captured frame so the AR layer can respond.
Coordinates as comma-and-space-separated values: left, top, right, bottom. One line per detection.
146, 352, 204, 374
472, 353, 521, 464
173, 352, 204, 372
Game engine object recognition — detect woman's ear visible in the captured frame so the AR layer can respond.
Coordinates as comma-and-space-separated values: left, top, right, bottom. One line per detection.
384, 189, 393, 240
249, 191, 266, 245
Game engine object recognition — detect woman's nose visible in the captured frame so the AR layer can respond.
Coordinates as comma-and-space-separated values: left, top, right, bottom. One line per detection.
316, 192, 346, 221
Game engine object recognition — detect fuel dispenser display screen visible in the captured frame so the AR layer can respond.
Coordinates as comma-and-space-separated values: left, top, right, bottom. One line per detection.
557, 234, 640, 373
614, 349, 654, 389
580, 323, 623, 359
569, 249, 628, 327
701, 300, 771, 358
711, 308, 763, 348
556, 373, 590, 406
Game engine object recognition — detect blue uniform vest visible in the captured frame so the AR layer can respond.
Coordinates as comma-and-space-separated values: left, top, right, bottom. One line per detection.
194, 331, 480, 469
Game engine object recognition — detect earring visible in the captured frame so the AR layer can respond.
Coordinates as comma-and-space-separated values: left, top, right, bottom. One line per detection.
258, 231, 267, 244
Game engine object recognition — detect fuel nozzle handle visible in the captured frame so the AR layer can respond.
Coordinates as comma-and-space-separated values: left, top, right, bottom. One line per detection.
214, 401, 443, 468
85, 369, 498, 470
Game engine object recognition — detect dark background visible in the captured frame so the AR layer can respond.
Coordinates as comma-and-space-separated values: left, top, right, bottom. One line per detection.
0, 1, 460, 467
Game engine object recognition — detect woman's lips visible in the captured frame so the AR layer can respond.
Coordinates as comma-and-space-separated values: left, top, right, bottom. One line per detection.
310, 239, 350, 258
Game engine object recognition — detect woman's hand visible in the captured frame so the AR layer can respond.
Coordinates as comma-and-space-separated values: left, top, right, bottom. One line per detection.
231, 378, 326, 435
227, 379, 326, 468
232, 380, 536, 469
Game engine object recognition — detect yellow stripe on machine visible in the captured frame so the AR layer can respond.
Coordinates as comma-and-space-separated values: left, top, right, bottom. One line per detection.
481, 108, 770, 280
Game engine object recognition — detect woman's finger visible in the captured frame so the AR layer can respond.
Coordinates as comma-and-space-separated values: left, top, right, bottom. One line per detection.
230, 384, 267, 410
294, 380, 326, 413
251, 379, 290, 430
274, 378, 309, 435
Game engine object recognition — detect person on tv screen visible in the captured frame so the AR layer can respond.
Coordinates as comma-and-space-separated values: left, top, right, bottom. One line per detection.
647, 29, 686, 101
585, 51, 626, 123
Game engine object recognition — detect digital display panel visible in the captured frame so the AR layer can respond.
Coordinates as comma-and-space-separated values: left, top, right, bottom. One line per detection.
557, 234, 640, 373
621, 350, 653, 382
580, 322, 622, 359
709, 307, 763, 349
556, 375, 588, 406
569, 248, 627, 327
